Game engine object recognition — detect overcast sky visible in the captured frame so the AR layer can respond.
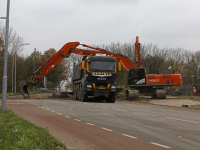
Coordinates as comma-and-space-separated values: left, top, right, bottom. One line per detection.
0, 0, 200, 56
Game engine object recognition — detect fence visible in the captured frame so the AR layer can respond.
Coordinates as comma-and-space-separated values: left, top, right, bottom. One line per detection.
178, 84, 200, 96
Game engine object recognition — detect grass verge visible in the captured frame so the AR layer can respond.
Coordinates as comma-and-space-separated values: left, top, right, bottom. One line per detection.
0, 91, 42, 97
0, 107, 67, 150
167, 95, 200, 100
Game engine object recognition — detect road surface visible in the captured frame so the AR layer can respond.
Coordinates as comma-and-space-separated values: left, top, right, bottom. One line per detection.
7, 99, 200, 150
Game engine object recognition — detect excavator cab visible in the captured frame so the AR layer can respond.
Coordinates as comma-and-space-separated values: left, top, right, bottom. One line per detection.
127, 67, 146, 85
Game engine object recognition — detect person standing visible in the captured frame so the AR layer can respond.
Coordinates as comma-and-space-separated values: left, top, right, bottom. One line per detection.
192, 87, 196, 96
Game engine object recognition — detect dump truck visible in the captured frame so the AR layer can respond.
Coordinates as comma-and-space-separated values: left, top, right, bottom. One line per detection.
72, 55, 121, 102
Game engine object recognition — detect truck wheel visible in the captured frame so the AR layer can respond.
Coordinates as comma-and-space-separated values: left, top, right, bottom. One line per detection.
125, 91, 129, 100
76, 86, 80, 100
75, 86, 79, 100
151, 94, 156, 99
73, 85, 77, 100
80, 87, 88, 102
107, 92, 115, 103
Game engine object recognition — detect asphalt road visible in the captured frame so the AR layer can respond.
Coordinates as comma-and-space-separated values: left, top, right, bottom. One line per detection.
12, 99, 200, 150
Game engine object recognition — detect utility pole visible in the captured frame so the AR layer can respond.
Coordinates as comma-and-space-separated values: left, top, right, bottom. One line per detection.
12, 54, 14, 93
14, 52, 16, 93
1, 0, 10, 112
14, 43, 29, 94
33, 48, 36, 91
191, 75, 194, 96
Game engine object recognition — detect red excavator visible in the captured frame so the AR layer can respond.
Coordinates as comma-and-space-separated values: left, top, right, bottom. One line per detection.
20, 37, 182, 99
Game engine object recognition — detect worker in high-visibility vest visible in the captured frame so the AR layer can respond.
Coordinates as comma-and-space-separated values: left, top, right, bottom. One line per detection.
192, 87, 196, 96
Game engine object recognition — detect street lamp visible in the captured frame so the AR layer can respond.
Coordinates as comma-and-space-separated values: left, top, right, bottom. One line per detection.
14, 43, 29, 93
173, 50, 176, 70
1, 0, 10, 112
191, 75, 194, 86
191, 75, 194, 96
33, 48, 36, 91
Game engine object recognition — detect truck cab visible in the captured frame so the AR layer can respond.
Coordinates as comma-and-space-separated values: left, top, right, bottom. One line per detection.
73, 56, 121, 103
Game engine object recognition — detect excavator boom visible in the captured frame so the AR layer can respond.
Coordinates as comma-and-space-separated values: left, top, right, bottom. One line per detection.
20, 42, 80, 98
20, 42, 124, 98
20, 36, 182, 99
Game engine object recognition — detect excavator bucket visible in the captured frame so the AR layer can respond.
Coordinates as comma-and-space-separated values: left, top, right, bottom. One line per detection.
19, 79, 35, 98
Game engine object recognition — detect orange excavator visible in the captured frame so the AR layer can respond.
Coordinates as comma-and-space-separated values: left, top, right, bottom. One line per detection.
20, 37, 182, 99
80, 37, 182, 99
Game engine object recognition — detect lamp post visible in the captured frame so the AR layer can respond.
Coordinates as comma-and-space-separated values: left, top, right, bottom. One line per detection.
173, 50, 176, 94
173, 50, 176, 70
191, 75, 194, 96
191, 75, 194, 86
1, 0, 10, 112
14, 43, 29, 93
33, 48, 36, 91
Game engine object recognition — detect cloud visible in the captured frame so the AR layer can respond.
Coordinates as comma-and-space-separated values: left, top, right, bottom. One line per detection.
1, 0, 200, 55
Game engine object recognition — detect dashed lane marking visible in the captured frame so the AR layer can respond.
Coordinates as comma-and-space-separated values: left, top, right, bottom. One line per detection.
122, 134, 137, 139
74, 119, 81, 121
57, 113, 62, 115
150, 142, 171, 149
86, 123, 95, 126
134, 112, 157, 117
99, 106, 108, 109
51, 101, 64, 103
112, 108, 126, 111
166, 117, 199, 124
65, 116, 70, 118
51, 111, 55, 112
7, 103, 23, 105
102, 128, 113, 132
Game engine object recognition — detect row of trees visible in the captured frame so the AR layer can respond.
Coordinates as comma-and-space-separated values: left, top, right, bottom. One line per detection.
0, 42, 68, 93
1, 22, 200, 94
0, 22, 25, 93
0, 22, 68, 93
96, 41, 200, 89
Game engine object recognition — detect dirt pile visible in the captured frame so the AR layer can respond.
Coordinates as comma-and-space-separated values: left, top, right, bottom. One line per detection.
7, 92, 72, 100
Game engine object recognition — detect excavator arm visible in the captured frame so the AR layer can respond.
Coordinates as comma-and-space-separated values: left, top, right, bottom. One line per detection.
20, 42, 80, 98
20, 41, 129, 98
20, 39, 140, 98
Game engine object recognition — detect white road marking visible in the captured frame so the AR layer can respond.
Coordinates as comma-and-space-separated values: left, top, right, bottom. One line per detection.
86, 123, 94, 126
134, 112, 157, 117
65, 116, 70, 118
112, 108, 126, 111
46, 109, 49, 110
93, 105, 100, 107
99, 106, 108, 109
102, 128, 113, 132
52, 101, 64, 103
74, 119, 81, 121
150, 142, 171, 149
166, 117, 199, 124
82, 103, 93, 105
122, 134, 137, 139
7, 103, 23, 105
57, 113, 62, 115
41, 107, 45, 109
51, 111, 55, 112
